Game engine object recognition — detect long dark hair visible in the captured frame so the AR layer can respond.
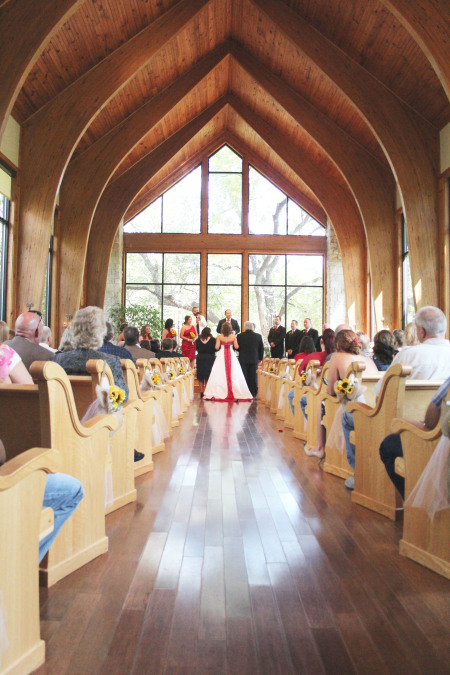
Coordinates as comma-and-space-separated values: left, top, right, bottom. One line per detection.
321, 328, 335, 356
299, 336, 315, 354
164, 318, 174, 330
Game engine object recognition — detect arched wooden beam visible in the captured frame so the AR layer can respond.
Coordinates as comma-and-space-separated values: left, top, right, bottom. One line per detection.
227, 96, 367, 329
250, 0, 440, 310
58, 43, 230, 320
85, 97, 229, 307
0, 0, 82, 141
15, 0, 212, 315
230, 43, 397, 329
379, 0, 450, 101
124, 129, 327, 228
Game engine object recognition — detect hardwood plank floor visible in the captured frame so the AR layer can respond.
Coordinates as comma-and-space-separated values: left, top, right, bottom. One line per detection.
35, 399, 450, 674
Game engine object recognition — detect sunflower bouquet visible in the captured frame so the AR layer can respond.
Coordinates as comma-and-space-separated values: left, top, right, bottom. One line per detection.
178, 365, 186, 375
189, 330, 196, 340
151, 372, 162, 387
108, 385, 125, 411
165, 369, 176, 381
169, 329, 176, 338
334, 375, 364, 402
268, 364, 276, 374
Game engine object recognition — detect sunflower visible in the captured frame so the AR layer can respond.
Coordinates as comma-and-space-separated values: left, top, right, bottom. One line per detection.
151, 372, 162, 386
167, 370, 175, 380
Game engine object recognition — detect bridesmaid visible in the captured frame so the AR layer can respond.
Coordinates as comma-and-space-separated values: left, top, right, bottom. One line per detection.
180, 315, 197, 369
161, 318, 177, 349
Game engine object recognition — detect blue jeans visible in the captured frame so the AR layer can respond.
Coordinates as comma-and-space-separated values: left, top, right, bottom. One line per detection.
342, 410, 355, 469
39, 473, 84, 562
287, 389, 308, 420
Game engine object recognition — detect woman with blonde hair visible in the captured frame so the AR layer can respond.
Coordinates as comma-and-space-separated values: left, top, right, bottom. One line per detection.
404, 322, 419, 346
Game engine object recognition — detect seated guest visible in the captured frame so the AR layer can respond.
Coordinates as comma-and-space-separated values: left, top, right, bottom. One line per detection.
344, 306, 450, 490
372, 330, 397, 371
356, 331, 372, 358
140, 339, 151, 351
57, 326, 74, 352
393, 329, 404, 350
40, 326, 57, 352
155, 338, 182, 359
124, 326, 155, 360
380, 377, 450, 499
404, 321, 419, 346
55, 306, 129, 400
139, 324, 152, 344
98, 321, 134, 363
293, 336, 315, 362
117, 323, 128, 345
4, 311, 54, 371
0, 320, 10, 343
0, 343, 33, 383
288, 328, 335, 416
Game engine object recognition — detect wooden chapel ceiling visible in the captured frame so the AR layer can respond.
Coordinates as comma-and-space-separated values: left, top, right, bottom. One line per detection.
11, 0, 450, 222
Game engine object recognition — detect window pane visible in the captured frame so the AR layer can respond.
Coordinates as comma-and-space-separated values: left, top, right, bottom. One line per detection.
208, 174, 242, 234
249, 167, 287, 235
249, 254, 285, 286
207, 285, 241, 331
209, 146, 242, 172
126, 252, 162, 284
163, 167, 201, 234
286, 286, 323, 331
248, 286, 286, 343
124, 198, 161, 233
287, 199, 325, 236
403, 254, 415, 326
286, 255, 323, 286
163, 284, 200, 335
163, 253, 200, 284
126, 284, 162, 308
207, 253, 242, 284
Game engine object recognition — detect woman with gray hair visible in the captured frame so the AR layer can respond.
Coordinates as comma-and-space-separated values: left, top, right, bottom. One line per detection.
55, 306, 128, 400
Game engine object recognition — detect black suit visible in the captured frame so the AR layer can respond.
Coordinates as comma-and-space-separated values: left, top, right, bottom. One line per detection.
236, 330, 264, 397
299, 327, 320, 351
285, 329, 302, 357
217, 318, 240, 334
267, 325, 286, 358
155, 350, 182, 359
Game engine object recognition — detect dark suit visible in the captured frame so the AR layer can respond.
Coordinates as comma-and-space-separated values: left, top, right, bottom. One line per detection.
155, 350, 182, 359
299, 328, 320, 351
217, 318, 240, 334
5, 336, 54, 372
285, 329, 302, 357
236, 329, 264, 397
267, 325, 286, 358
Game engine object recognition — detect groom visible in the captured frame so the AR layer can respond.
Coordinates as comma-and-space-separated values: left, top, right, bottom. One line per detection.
236, 322, 264, 397
217, 309, 240, 335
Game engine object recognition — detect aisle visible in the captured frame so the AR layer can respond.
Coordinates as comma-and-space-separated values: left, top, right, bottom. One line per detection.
36, 399, 449, 674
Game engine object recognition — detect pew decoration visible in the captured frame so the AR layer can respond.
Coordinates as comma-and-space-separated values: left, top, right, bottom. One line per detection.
268, 364, 276, 374
404, 404, 450, 519
277, 366, 293, 412
328, 374, 365, 453
299, 369, 318, 390
140, 369, 163, 392
0, 593, 9, 669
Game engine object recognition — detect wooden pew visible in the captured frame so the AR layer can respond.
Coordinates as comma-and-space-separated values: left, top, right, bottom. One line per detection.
292, 361, 322, 442
348, 365, 443, 520
257, 357, 270, 400
0, 447, 59, 675
270, 358, 292, 414
137, 358, 173, 433
0, 361, 116, 586
258, 358, 278, 403
83, 360, 141, 513
391, 416, 449, 579
263, 359, 281, 407
276, 360, 300, 421
160, 358, 184, 424
322, 363, 382, 479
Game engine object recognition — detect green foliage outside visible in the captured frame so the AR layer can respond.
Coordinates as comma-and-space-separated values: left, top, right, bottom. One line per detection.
108, 302, 162, 338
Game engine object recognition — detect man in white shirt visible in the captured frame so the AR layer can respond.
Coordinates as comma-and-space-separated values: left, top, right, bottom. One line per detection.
40, 326, 57, 352
192, 306, 206, 333
343, 306, 450, 490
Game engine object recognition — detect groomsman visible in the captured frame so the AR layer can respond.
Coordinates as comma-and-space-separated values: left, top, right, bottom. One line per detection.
192, 306, 207, 332
217, 309, 240, 334
299, 317, 320, 351
268, 315, 286, 358
285, 320, 302, 357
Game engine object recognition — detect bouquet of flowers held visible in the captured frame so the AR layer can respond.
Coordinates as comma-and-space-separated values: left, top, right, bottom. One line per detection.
334, 374, 365, 402
170, 329, 176, 338
189, 330, 196, 340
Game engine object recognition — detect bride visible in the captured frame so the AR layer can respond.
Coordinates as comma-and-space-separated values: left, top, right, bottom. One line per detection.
203, 322, 253, 401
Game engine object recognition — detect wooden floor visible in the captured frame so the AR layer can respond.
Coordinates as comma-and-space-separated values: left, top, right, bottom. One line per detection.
36, 399, 450, 674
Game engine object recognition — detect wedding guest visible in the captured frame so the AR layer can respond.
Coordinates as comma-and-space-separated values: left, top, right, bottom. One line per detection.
293, 335, 315, 362
268, 315, 285, 358
4, 311, 54, 371
55, 306, 129, 400
285, 320, 302, 357
288, 329, 335, 416
155, 338, 182, 359
117, 323, 128, 345
404, 321, 419, 346
372, 330, 397, 371
393, 329, 404, 350
58, 326, 74, 352
0, 320, 10, 343
98, 321, 134, 362
195, 327, 216, 397
39, 326, 57, 352
217, 309, 240, 335
356, 331, 371, 358
124, 326, 155, 360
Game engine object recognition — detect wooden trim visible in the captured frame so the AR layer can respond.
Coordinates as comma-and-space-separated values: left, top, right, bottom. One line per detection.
242, 251, 249, 326
200, 250, 207, 317
242, 156, 249, 236
438, 172, 449, 332
250, 0, 439, 311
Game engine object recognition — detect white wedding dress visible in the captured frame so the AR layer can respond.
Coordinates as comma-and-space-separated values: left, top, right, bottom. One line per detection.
204, 339, 253, 402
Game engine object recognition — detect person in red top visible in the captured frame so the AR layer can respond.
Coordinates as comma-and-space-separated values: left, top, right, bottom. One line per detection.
293, 336, 315, 363
296, 328, 336, 371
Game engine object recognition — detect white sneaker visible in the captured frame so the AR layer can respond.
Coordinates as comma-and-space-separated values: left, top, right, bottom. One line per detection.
344, 476, 354, 490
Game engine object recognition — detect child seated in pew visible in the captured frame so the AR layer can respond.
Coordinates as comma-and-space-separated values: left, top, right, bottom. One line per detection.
0, 342, 84, 562
379, 377, 450, 499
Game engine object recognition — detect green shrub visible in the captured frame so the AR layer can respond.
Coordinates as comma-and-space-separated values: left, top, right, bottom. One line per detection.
108, 303, 162, 338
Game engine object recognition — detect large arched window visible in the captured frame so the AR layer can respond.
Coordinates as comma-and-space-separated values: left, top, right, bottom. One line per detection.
123, 145, 326, 338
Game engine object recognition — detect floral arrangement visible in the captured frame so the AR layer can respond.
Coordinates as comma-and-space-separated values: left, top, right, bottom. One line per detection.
268, 364, 276, 374
170, 328, 176, 337
167, 369, 175, 381
109, 385, 126, 411
151, 372, 162, 386
334, 375, 364, 402
189, 331, 196, 339
178, 366, 186, 375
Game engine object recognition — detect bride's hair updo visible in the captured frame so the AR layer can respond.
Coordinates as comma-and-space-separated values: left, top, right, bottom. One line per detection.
222, 322, 232, 337
335, 329, 361, 355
